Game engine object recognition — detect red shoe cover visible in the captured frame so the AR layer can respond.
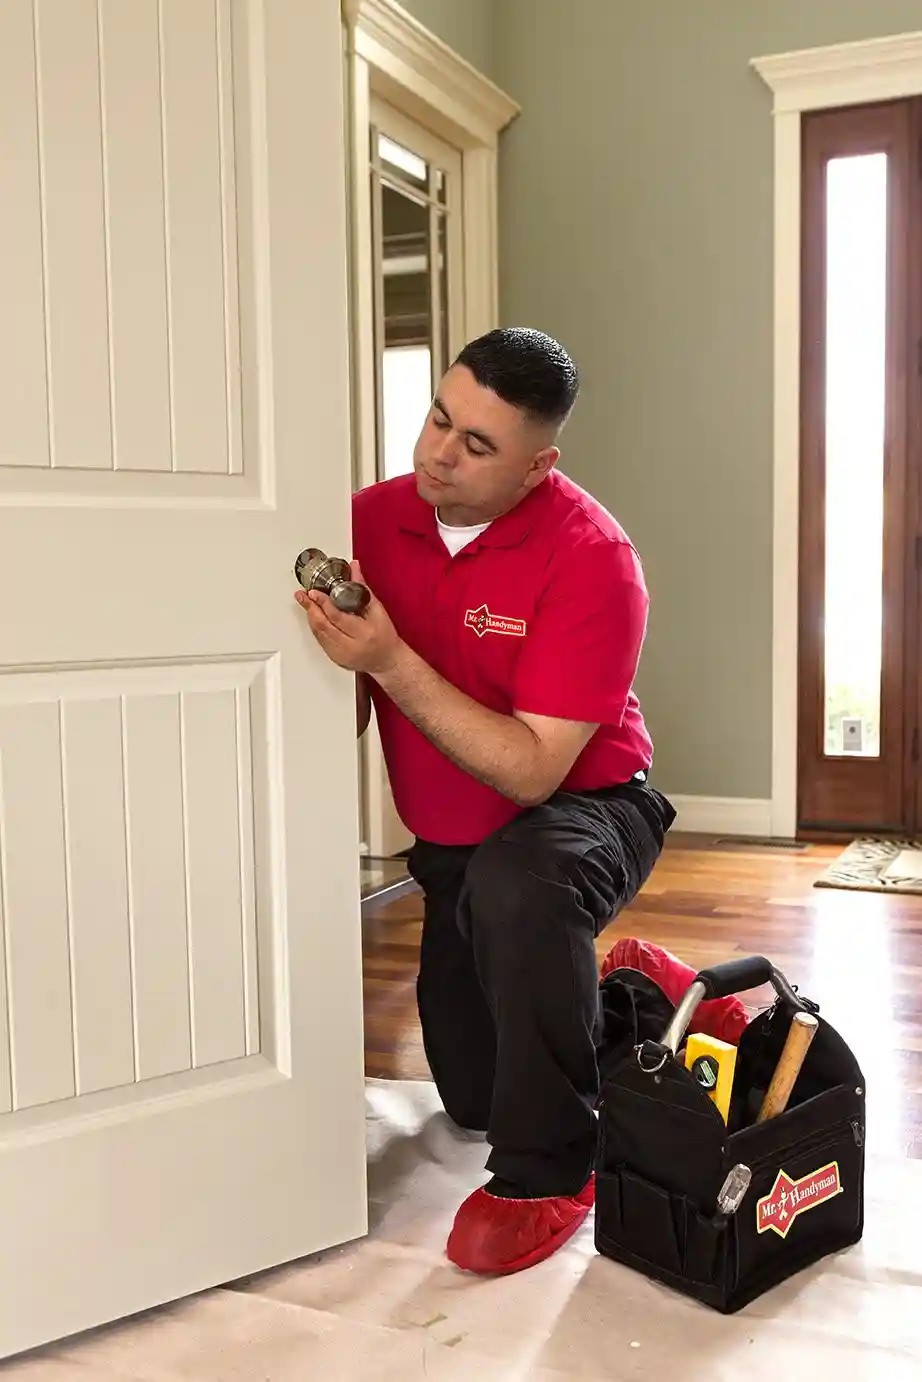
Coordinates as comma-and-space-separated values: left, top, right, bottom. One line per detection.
446, 1175, 595, 1275
601, 937, 750, 1045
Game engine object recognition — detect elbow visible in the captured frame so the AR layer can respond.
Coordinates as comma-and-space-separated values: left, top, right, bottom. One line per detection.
506, 775, 559, 810
503, 745, 567, 809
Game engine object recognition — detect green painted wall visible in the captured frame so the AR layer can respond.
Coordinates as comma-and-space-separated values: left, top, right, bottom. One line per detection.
396, 0, 499, 84
393, 0, 922, 800
494, 1, 922, 800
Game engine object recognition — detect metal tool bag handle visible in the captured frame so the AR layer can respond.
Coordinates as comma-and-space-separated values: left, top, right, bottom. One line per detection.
695, 955, 776, 1001
638, 956, 812, 1072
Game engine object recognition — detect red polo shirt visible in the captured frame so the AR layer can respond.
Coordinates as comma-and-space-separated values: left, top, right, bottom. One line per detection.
351, 469, 654, 846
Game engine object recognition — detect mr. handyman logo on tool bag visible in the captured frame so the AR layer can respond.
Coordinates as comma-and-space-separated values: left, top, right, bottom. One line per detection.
756, 1161, 843, 1239
464, 604, 527, 639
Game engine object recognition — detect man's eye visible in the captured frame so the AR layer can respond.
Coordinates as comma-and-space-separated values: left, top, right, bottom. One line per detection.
432, 415, 449, 429
467, 441, 488, 457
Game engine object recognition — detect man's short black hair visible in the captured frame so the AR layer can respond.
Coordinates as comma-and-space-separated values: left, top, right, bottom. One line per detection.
453, 327, 579, 429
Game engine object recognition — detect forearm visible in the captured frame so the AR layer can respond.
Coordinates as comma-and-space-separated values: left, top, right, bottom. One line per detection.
372, 644, 546, 806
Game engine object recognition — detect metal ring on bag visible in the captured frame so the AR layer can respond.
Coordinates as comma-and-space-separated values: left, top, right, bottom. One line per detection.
635, 1042, 668, 1075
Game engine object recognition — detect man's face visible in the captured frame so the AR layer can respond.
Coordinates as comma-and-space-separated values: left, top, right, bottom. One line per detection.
412, 365, 558, 525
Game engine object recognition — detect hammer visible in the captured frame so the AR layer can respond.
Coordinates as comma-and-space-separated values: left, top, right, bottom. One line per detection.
755, 1011, 819, 1123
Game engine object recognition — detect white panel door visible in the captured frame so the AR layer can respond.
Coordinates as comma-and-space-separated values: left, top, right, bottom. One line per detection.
0, 0, 367, 1359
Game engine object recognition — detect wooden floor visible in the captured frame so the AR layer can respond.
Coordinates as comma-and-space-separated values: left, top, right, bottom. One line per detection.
362, 833, 922, 1159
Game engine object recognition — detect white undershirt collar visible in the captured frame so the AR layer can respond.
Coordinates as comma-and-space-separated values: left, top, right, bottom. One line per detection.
436, 509, 492, 557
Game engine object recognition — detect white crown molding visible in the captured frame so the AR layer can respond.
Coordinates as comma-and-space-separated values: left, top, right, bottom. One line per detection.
343, 0, 519, 142
752, 29, 922, 113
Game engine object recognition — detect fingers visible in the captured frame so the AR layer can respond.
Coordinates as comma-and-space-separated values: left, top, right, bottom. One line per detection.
295, 588, 356, 634
295, 591, 338, 645
294, 589, 325, 624
294, 591, 355, 668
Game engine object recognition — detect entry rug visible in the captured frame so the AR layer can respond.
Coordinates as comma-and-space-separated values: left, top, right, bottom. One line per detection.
814, 837, 922, 894
11, 1078, 922, 1380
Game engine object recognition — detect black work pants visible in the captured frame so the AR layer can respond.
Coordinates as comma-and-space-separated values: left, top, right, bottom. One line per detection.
406, 781, 676, 1197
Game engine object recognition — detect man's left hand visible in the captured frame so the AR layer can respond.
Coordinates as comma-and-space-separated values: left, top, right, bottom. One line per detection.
295, 560, 403, 676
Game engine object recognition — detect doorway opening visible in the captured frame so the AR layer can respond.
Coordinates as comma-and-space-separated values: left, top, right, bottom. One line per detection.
797, 96, 922, 835
341, 0, 518, 900
358, 103, 466, 903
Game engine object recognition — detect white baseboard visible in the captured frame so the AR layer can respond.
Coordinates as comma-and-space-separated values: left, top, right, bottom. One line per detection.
665, 795, 774, 838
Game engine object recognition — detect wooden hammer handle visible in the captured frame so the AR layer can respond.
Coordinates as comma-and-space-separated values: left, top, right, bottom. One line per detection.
756, 1011, 819, 1123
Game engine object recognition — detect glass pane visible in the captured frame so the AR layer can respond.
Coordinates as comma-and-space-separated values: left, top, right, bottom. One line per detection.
823, 153, 888, 759
378, 132, 427, 191
382, 185, 429, 346
382, 346, 431, 481
381, 182, 431, 480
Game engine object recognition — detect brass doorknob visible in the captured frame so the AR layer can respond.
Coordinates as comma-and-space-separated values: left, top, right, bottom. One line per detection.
294, 548, 370, 614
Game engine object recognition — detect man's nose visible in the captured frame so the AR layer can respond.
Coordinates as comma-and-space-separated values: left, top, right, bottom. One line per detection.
432, 432, 458, 469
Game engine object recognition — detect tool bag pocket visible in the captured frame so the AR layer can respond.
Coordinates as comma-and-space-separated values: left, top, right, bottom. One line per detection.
595, 1164, 736, 1311
594, 1054, 737, 1311
594, 962, 866, 1314
723, 1084, 865, 1312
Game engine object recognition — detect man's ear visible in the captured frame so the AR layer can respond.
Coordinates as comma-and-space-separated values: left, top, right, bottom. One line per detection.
526, 446, 560, 488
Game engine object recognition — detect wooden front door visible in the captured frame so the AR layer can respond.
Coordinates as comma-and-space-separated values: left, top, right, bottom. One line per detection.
798, 97, 922, 835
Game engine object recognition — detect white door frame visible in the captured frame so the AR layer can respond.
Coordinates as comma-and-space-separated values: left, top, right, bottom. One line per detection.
752, 31, 922, 838
341, 0, 518, 858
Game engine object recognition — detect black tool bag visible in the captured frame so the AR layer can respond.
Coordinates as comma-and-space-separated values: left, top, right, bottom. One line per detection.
594, 956, 866, 1313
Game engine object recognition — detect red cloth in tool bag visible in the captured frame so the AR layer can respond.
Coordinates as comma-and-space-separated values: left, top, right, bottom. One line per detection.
594, 956, 866, 1313
600, 937, 750, 1045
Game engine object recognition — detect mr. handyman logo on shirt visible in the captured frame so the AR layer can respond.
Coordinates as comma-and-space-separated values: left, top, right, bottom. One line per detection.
464, 604, 527, 639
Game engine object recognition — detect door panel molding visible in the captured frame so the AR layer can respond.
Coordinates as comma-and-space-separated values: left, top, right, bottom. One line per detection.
753, 31, 922, 837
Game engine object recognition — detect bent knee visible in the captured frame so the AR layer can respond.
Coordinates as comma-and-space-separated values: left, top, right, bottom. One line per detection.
462, 835, 572, 925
